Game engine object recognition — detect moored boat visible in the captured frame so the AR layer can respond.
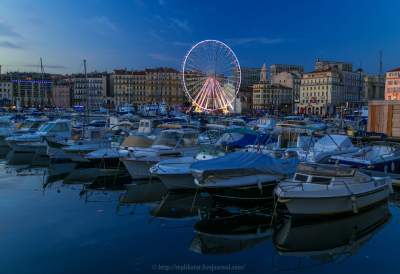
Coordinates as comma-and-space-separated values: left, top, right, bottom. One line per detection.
149, 150, 224, 191
192, 151, 298, 203
122, 128, 199, 180
274, 163, 392, 217
330, 142, 400, 174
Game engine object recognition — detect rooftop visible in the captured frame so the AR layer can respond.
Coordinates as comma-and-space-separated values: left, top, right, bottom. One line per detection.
145, 67, 179, 73
388, 67, 400, 72
113, 69, 146, 75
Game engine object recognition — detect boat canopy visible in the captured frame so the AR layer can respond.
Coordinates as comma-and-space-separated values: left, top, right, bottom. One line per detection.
313, 134, 354, 152
191, 151, 298, 178
296, 163, 356, 177
121, 135, 153, 148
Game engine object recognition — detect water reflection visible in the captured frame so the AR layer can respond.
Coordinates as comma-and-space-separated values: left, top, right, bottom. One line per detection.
119, 181, 167, 205
42, 166, 396, 261
1, 164, 398, 272
191, 207, 272, 255
273, 202, 391, 269
150, 192, 213, 220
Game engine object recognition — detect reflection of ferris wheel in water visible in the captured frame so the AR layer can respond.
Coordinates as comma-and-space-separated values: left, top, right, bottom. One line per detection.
182, 40, 241, 113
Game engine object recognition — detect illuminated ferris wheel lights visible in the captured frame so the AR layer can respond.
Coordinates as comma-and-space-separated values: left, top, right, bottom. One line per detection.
182, 40, 241, 113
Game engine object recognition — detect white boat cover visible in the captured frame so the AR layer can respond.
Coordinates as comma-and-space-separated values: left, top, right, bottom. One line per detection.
313, 135, 354, 153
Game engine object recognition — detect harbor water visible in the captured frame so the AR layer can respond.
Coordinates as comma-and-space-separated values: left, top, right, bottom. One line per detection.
1, 162, 399, 274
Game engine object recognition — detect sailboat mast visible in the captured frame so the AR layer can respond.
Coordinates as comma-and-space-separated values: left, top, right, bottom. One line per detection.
84, 59, 87, 109
40, 57, 44, 108
83, 59, 89, 133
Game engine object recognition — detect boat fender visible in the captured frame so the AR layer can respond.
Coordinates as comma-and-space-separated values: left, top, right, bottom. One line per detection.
391, 162, 395, 172
257, 179, 263, 194
388, 178, 394, 194
351, 195, 358, 214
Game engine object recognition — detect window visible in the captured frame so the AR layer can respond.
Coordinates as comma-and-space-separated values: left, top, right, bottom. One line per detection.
294, 173, 308, 182
311, 176, 331, 184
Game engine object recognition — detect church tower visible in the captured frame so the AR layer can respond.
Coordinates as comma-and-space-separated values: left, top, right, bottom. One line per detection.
260, 63, 267, 82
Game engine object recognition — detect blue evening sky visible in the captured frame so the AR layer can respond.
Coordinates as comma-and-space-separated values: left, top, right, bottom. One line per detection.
0, 0, 399, 74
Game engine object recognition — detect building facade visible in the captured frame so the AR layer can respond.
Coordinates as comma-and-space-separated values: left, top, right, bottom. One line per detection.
385, 68, 400, 100
297, 61, 363, 116
52, 79, 72, 108
72, 73, 108, 108
364, 75, 385, 101
252, 82, 293, 113
144, 68, 185, 106
241, 67, 262, 89
253, 76, 293, 114
12, 80, 52, 107
239, 67, 262, 113
271, 71, 302, 112
111, 69, 146, 107
0, 80, 12, 105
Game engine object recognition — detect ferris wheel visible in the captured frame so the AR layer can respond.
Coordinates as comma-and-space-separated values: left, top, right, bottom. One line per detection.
182, 40, 241, 113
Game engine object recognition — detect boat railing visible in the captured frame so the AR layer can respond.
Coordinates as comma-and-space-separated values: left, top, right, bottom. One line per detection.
282, 177, 374, 193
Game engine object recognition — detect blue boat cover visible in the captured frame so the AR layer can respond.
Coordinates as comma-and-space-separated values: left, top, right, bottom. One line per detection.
191, 151, 298, 176
218, 130, 277, 149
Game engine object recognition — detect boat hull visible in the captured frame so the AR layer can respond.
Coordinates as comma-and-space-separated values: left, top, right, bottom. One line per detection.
122, 158, 157, 180
276, 185, 390, 217
198, 176, 278, 204
157, 173, 197, 191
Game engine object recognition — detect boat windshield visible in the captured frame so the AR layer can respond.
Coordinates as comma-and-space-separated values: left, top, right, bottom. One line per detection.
356, 145, 397, 159
297, 163, 355, 177
294, 173, 308, 182
38, 123, 53, 133
153, 131, 182, 147
18, 120, 42, 130
38, 122, 69, 133
294, 173, 332, 184
181, 132, 198, 147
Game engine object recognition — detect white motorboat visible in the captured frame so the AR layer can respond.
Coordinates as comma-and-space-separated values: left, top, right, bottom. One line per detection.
274, 163, 392, 216
13, 117, 49, 135
149, 151, 224, 191
6, 119, 71, 165
46, 125, 111, 176
122, 128, 199, 180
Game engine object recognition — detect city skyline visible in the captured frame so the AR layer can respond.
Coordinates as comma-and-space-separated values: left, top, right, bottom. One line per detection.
1, 0, 399, 74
